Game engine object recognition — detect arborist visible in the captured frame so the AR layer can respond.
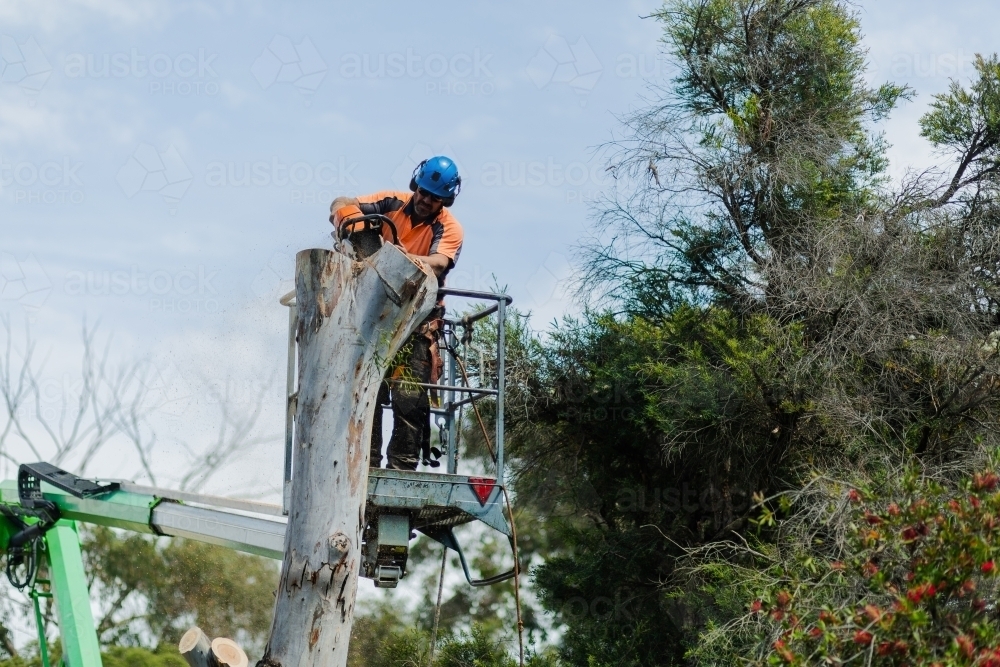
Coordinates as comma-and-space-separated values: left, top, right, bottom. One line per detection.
329, 155, 464, 470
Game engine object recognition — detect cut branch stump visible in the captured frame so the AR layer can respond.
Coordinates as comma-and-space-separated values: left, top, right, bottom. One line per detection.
180, 629, 248, 667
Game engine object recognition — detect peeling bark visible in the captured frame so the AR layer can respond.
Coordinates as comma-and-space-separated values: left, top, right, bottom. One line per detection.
258, 245, 436, 667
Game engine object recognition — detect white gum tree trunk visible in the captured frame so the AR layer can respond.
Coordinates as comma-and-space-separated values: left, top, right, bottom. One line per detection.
258, 244, 436, 667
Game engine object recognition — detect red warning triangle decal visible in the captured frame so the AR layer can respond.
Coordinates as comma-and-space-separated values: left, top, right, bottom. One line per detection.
468, 477, 495, 505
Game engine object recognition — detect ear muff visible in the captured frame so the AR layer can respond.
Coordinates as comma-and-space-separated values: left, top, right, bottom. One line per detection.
441, 175, 461, 207
409, 159, 427, 192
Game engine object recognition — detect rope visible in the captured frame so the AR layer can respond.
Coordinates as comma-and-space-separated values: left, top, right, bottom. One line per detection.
502, 487, 525, 667
428, 546, 447, 666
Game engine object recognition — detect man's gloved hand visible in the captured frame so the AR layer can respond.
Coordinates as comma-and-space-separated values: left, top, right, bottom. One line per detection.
331, 204, 365, 233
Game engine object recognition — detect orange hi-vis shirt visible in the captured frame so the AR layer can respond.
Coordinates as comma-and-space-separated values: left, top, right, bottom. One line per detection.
355, 190, 464, 268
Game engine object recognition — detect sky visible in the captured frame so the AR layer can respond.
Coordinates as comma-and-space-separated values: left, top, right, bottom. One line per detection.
1, 0, 1000, 625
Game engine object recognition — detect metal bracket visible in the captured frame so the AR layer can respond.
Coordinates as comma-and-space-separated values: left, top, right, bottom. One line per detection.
19, 462, 120, 507
419, 526, 516, 587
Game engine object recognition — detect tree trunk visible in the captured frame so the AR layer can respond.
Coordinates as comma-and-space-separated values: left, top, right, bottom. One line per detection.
258, 244, 436, 667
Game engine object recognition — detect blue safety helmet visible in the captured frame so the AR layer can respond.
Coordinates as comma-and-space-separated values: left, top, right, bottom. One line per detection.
409, 155, 461, 207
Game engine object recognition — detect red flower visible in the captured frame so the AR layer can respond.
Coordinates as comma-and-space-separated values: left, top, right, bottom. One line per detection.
906, 582, 937, 603
957, 635, 975, 659
865, 510, 883, 525
776, 590, 792, 607
819, 610, 837, 624
853, 630, 874, 645
771, 609, 785, 621
848, 488, 862, 503
750, 599, 763, 613
983, 560, 996, 574
864, 604, 882, 622
974, 472, 1000, 492
901, 526, 919, 542
809, 627, 823, 639
980, 648, 1000, 667
971, 496, 982, 509
772, 640, 795, 663
877, 641, 893, 656
887, 502, 901, 516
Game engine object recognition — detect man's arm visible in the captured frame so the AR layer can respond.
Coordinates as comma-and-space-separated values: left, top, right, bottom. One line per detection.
408, 253, 451, 278
330, 195, 451, 276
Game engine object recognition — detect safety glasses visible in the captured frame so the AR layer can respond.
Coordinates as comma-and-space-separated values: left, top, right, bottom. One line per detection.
416, 187, 444, 203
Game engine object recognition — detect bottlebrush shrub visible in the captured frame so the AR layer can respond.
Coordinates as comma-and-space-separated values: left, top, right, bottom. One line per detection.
752, 469, 1000, 666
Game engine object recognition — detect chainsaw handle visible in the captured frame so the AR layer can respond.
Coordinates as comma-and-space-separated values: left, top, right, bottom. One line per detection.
338, 214, 400, 247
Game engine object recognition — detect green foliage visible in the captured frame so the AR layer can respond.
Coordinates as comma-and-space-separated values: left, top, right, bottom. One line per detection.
0, 645, 185, 667
745, 468, 1000, 665
921, 55, 1000, 157
99, 646, 188, 667
435, 625, 516, 667
589, 0, 909, 310
504, 306, 809, 666
499, 1, 1000, 666
347, 620, 521, 667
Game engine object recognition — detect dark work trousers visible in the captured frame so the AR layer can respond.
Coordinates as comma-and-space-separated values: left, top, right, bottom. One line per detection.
371, 332, 433, 470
